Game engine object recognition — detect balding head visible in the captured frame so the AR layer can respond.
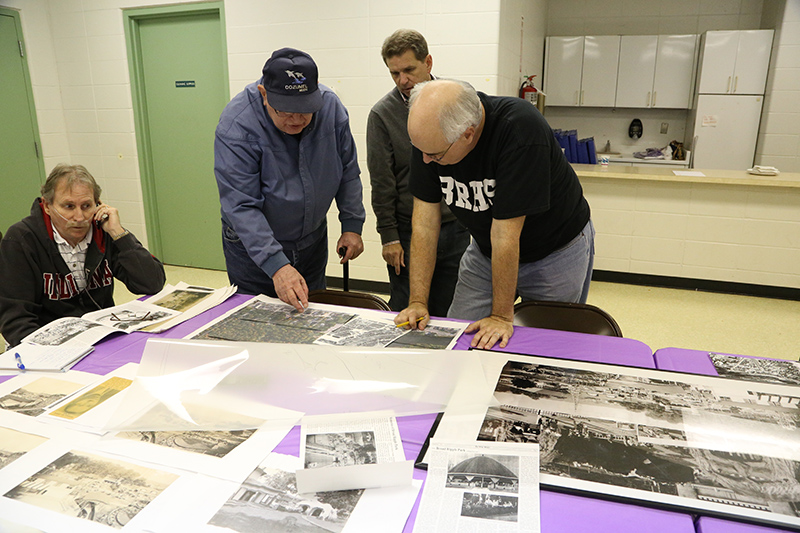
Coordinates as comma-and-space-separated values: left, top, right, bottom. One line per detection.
408, 79, 483, 165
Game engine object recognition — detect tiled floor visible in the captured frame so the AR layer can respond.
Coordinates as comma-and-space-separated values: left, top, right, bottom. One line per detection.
114, 265, 800, 361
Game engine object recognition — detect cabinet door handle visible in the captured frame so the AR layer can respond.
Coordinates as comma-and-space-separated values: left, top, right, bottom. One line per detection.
652, 91, 657, 107
574, 90, 579, 105
647, 91, 651, 107
733, 76, 738, 93
580, 90, 584, 106
727, 76, 732, 93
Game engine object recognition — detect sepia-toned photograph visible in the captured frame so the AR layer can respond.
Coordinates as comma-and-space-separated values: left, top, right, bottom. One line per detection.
460, 492, 518, 522
446, 453, 520, 494
304, 431, 377, 468
49, 376, 132, 421
0, 377, 84, 417
4, 450, 178, 530
0, 427, 48, 469
116, 428, 256, 458
208, 464, 363, 533
151, 289, 212, 312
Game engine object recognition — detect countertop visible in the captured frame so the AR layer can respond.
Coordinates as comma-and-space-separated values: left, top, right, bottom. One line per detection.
572, 163, 800, 189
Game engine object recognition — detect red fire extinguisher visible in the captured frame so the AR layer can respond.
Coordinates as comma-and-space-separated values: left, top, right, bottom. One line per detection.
519, 75, 538, 105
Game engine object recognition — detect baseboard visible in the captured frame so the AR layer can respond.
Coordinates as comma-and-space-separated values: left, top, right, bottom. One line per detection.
592, 270, 800, 301
327, 272, 800, 302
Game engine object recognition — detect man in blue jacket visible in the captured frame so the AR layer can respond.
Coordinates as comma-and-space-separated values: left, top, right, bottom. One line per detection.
214, 48, 366, 312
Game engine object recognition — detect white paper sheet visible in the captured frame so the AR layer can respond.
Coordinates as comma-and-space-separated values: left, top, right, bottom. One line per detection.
148, 453, 422, 533
0, 447, 186, 533
416, 440, 541, 532
0, 369, 101, 419
297, 412, 410, 493
0, 342, 93, 372
92, 417, 298, 482
42, 363, 139, 434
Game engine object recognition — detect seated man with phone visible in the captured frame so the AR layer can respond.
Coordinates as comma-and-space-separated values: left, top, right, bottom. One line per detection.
0, 163, 166, 347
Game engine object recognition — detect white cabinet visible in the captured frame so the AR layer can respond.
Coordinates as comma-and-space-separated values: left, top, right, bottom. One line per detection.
544, 36, 584, 106
697, 30, 773, 95
544, 36, 619, 107
616, 34, 697, 109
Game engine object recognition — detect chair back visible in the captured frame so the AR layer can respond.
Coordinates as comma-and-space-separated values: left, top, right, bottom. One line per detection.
513, 300, 623, 337
308, 289, 391, 311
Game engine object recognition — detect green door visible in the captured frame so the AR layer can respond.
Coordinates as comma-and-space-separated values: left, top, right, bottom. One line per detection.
128, 7, 227, 269
0, 10, 45, 236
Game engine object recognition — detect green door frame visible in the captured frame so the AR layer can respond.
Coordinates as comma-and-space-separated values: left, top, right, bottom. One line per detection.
0, 7, 46, 181
123, 2, 229, 259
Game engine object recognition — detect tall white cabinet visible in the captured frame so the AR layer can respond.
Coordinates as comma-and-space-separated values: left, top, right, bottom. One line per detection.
544, 36, 620, 107
615, 34, 698, 109
545, 34, 697, 109
696, 30, 773, 95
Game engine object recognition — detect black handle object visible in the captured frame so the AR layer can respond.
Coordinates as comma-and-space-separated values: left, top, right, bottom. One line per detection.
338, 246, 349, 292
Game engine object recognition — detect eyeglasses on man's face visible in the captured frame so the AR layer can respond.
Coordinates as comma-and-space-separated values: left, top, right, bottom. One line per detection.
414, 140, 455, 163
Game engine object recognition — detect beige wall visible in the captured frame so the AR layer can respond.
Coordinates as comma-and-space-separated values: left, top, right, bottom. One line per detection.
1, 0, 547, 285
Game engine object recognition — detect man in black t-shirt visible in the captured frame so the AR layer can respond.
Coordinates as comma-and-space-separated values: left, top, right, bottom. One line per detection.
393, 79, 594, 349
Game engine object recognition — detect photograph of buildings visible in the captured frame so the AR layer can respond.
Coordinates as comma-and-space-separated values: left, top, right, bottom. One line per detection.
4, 450, 178, 530
477, 358, 800, 528
208, 462, 363, 533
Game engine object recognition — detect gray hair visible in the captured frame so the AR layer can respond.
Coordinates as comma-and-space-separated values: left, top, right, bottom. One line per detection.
41, 164, 102, 203
381, 29, 428, 63
409, 79, 482, 143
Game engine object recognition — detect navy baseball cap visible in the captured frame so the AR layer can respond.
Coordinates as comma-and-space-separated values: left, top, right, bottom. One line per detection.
262, 48, 323, 114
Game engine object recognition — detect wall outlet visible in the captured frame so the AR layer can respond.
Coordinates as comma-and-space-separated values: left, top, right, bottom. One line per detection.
660, 122, 669, 134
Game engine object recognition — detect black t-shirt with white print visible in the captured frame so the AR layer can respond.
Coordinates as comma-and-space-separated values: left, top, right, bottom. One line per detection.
410, 92, 590, 263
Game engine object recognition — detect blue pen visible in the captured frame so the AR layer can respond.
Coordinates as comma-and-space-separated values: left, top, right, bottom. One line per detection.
14, 352, 25, 371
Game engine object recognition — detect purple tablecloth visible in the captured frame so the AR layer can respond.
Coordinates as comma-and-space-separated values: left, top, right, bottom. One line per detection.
2, 294, 698, 533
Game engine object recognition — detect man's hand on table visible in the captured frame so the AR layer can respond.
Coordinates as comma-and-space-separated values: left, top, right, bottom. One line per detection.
467, 314, 514, 350
273, 264, 309, 312
394, 301, 430, 330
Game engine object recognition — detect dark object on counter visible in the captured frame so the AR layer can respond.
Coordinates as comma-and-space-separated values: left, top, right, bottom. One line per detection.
670, 140, 686, 160
629, 118, 643, 139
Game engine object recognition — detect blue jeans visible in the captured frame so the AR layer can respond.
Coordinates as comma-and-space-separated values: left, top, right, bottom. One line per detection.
448, 219, 595, 321
221, 220, 328, 297
388, 220, 470, 316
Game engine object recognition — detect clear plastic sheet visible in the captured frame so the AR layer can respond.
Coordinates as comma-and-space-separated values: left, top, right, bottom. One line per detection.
105, 338, 488, 432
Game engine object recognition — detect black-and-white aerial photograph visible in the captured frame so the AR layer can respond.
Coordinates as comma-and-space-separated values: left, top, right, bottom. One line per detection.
387, 324, 463, 350
314, 316, 403, 348
305, 431, 377, 468
446, 453, 520, 494
208, 464, 363, 533
461, 492, 518, 522
4, 450, 178, 530
0, 377, 84, 417
116, 428, 256, 458
710, 353, 800, 386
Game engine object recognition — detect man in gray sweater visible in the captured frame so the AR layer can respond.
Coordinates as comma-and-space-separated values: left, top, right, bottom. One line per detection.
367, 29, 469, 316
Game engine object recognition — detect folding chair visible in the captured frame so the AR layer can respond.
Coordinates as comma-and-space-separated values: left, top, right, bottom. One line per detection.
512, 300, 623, 337
308, 290, 391, 311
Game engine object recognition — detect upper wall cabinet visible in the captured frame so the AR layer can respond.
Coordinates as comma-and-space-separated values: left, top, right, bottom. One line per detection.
697, 30, 773, 95
616, 34, 698, 109
544, 36, 620, 107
